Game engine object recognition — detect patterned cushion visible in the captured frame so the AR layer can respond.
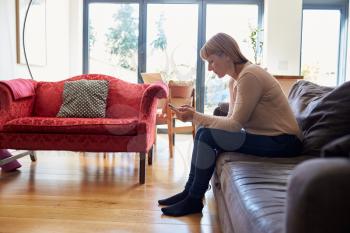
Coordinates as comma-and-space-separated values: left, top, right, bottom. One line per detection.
57, 79, 109, 118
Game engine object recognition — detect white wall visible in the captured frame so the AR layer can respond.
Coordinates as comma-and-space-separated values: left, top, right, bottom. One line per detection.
263, 0, 303, 75
69, 0, 83, 76
0, 1, 16, 80
0, 0, 82, 81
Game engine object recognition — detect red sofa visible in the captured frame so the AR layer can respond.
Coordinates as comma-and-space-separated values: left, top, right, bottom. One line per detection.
0, 74, 168, 184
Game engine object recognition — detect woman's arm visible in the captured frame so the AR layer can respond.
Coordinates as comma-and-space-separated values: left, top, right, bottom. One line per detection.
193, 73, 263, 131
226, 78, 236, 117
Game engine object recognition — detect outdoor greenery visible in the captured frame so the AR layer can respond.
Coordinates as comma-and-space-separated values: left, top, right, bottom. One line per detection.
88, 20, 96, 50
244, 25, 263, 64
150, 14, 167, 51
106, 5, 138, 71
105, 5, 168, 73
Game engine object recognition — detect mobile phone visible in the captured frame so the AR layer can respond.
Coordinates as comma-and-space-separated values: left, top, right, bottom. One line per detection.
168, 103, 178, 110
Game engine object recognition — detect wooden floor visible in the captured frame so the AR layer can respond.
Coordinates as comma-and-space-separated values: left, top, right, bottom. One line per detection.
0, 134, 221, 233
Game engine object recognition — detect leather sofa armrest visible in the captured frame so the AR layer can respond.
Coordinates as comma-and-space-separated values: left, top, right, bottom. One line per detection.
0, 83, 35, 129
286, 158, 350, 233
139, 82, 168, 121
213, 102, 229, 116
321, 134, 350, 158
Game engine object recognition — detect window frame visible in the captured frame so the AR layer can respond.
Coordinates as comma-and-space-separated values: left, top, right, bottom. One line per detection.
83, 0, 264, 111
301, 2, 349, 85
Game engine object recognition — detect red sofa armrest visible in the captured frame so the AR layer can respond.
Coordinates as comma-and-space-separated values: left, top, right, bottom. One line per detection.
137, 83, 168, 151
0, 82, 36, 129
139, 82, 168, 121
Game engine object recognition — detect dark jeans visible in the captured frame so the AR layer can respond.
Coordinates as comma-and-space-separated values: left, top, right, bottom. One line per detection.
185, 127, 302, 198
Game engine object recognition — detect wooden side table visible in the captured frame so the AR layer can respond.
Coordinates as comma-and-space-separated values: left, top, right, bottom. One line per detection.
274, 75, 303, 96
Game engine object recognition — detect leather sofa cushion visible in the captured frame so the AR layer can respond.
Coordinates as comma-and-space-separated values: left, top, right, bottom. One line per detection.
321, 134, 350, 158
215, 152, 313, 178
288, 80, 350, 156
214, 152, 313, 233
288, 80, 333, 127
3, 117, 143, 135
220, 160, 294, 233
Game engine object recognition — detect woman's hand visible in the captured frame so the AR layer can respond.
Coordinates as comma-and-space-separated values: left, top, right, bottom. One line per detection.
172, 105, 195, 122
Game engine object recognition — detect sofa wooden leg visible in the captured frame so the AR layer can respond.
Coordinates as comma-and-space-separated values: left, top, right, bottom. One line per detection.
139, 152, 146, 184
29, 151, 37, 162
148, 146, 153, 166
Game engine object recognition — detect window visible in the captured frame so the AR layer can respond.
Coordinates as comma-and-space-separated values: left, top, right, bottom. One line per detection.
204, 3, 259, 114
146, 4, 198, 82
88, 3, 139, 83
83, 0, 263, 110
301, 1, 348, 86
301, 9, 340, 86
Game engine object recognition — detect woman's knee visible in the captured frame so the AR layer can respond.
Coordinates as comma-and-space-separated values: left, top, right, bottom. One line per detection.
195, 127, 206, 139
196, 128, 216, 146
196, 127, 212, 139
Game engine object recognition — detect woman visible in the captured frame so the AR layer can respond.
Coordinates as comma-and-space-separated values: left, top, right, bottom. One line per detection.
158, 32, 302, 217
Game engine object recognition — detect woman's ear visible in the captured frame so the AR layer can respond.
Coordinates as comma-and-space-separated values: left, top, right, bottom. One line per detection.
222, 53, 230, 61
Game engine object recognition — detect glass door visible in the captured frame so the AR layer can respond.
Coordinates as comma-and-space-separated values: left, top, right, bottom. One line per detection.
301, 9, 341, 86
88, 3, 139, 83
146, 4, 198, 83
146, 4, 198, 130
84, 1, 263, 111
204, 4, 259, 114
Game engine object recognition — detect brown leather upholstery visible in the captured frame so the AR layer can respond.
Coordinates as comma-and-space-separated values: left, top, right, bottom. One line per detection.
213, 102, 229, 117
288, 81, 350, 156
213, 153, 313, 233
212, 80, 350, 233
286, 158, 350, 233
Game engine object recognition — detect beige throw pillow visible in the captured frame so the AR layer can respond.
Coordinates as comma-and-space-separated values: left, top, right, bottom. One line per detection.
57, 79, 109, 118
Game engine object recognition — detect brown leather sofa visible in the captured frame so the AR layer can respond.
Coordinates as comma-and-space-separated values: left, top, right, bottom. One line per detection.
212, 80, 350, 233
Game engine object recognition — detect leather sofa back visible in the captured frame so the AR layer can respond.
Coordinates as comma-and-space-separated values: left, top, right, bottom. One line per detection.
288, 80, 350, 156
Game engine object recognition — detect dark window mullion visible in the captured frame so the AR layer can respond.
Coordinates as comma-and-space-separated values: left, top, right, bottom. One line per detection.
83, 0, 89, 74
196, 1, 206, 112
138, 0, 147, 83
83, 0, 264, 91
338, 4, 348, 84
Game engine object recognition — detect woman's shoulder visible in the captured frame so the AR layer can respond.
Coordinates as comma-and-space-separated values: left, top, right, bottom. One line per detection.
240, 64, 276, 83
237, 65, 261, 83
241, 63, 269, 76
238, 64, 279, 93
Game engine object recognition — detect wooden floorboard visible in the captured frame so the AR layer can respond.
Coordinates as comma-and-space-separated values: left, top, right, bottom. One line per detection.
0, 134, 221, 233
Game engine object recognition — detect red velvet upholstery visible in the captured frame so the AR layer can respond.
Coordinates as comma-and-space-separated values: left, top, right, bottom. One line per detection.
3, 117, 142, 135
0, 79, 36, 100
0, 74, 168, 184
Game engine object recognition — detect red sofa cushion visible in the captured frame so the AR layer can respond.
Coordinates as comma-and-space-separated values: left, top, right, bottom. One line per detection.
106, 79, 147, 119
3, 117, 144, 135
34, 81, 65, 116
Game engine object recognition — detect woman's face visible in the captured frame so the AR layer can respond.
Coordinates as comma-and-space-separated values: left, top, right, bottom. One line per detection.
206, 53, 233, 78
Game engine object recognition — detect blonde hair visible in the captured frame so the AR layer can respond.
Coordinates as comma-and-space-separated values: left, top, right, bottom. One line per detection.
200, 32, 249, 64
